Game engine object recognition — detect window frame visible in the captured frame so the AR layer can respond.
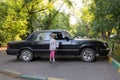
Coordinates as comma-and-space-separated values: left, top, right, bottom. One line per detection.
35, 32, 51, 41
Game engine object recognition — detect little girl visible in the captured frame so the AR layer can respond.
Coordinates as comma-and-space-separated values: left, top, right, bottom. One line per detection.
49, 33, 58, 63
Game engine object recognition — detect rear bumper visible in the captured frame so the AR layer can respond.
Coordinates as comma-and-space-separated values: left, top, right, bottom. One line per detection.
98, 48, 110, 56
6, 49, 19, 55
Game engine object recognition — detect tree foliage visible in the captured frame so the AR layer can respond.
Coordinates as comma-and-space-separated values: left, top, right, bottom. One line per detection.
0, 0, 72, 45
22, 0, 72, 31
3, 0, 120, 45
75, 0, 120, 40
0, 0, 28, 43
89, 0, 120, 39
50, 12, 70, 30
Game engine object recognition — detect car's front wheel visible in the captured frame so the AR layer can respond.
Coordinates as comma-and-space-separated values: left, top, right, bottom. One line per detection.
81, 48, 95, 62
20, 49, 33, 62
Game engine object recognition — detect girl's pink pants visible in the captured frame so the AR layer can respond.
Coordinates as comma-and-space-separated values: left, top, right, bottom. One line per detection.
50, 50, 55, 59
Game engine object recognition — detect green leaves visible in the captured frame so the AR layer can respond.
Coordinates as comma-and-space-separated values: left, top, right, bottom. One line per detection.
0, 0, 72, 45
74, 0, 120, 40
0, 0, 28, 43
89, 0, 120, 39
50, 12, 70, 30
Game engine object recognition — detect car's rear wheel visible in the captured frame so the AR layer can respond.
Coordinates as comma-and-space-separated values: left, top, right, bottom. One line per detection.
20, 49, 33, 62
81, 48, 95, 62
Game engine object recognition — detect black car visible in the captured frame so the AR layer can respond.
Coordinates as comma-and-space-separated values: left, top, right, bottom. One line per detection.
6, 30, 110, 62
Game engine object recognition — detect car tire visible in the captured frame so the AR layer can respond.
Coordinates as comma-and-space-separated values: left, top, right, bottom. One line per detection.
16, 55, 20, 60
20, 49, 33, 62
81, 48, 95, 62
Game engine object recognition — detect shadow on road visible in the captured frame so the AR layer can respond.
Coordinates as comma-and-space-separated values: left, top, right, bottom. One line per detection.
0, 50, 108, 63
6, 56, 108, 63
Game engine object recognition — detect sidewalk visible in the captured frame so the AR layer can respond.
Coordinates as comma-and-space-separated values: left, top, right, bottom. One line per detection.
0, 47, 6, 51
0, 73, 24, 80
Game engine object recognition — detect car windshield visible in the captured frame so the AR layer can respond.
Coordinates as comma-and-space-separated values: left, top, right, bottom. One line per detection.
26, 32, 38, 41
64, 31, 73, 39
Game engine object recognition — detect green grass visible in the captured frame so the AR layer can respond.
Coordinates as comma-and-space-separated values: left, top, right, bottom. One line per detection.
111, 54, 120, 63
110, 43, 120, 62
108, 40, 120, 63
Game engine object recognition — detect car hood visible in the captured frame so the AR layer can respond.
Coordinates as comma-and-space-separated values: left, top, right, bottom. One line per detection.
74, 38, 104, 44
74, 38, 98, 41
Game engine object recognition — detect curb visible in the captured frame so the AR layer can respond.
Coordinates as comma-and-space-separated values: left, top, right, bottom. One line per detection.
48, 77, 65, 80
20, 74, 47, 80
0, 69, 65, 80
108, 56, 120, 73
0, 69, 21, 78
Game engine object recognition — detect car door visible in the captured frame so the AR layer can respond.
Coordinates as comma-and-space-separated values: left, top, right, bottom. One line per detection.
61, 31, 79, 56
32, 32, 51, 56
53, 32, 73, 56
57, 40, 73, 56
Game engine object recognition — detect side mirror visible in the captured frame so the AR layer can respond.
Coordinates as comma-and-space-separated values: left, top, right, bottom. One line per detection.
64, 36, 70, 41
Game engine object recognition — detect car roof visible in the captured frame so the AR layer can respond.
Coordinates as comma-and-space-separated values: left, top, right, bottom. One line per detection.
32, 30, 66, 33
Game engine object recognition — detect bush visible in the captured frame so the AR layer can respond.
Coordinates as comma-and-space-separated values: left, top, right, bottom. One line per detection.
0, 42, 7, 47
109, 40, 120, 62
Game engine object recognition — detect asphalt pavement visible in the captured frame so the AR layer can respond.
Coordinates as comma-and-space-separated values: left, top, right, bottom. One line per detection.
0, 50, 120, 80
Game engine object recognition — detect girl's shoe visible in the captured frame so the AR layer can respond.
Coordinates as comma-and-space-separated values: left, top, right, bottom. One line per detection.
52, 61, 56, 64
49, 61, 52, 64
53, 58, 55, 62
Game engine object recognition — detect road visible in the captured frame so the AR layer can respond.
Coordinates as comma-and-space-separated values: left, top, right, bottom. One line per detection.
0, 50, 120, 80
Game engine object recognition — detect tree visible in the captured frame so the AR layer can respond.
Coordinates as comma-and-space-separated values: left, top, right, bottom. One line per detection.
79, 0, 120, 40
0, 0, 28, 44
49, 11, 70, 30
22, 0, 72, 32
73, 23, 88, 37
0, 0, 73, 45
80, 4, 94, 38
89, 0, 120, 40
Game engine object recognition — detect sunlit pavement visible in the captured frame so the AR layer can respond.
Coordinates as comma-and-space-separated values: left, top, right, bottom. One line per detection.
0, 50, 120, 80
0, 73, 23, 80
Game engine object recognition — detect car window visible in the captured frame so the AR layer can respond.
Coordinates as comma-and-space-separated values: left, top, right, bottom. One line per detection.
64, 31, 72, 39
26, 32, 38, 41
35, 32, 51, 41
52, 32, 64, 40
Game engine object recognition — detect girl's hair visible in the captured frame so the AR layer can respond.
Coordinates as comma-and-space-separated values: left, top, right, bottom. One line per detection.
50, 33, 56, 38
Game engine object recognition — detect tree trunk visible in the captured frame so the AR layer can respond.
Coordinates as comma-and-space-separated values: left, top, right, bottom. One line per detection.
101, 31, 107, 40
117, 26, 120, 43
85, 25, 90, 37
107, 29, 112, 39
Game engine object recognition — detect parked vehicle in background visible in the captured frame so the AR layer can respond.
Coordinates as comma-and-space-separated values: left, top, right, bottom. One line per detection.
6, 30, 110, 62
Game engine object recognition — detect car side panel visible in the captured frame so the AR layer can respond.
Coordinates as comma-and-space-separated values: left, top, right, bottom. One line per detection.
31, 41, 50, 57
56, 40, 73, 56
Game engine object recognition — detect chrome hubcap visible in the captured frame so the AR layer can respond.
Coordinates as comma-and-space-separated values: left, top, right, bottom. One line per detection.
83, 51, 93, 61
21, 50, 31, 61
